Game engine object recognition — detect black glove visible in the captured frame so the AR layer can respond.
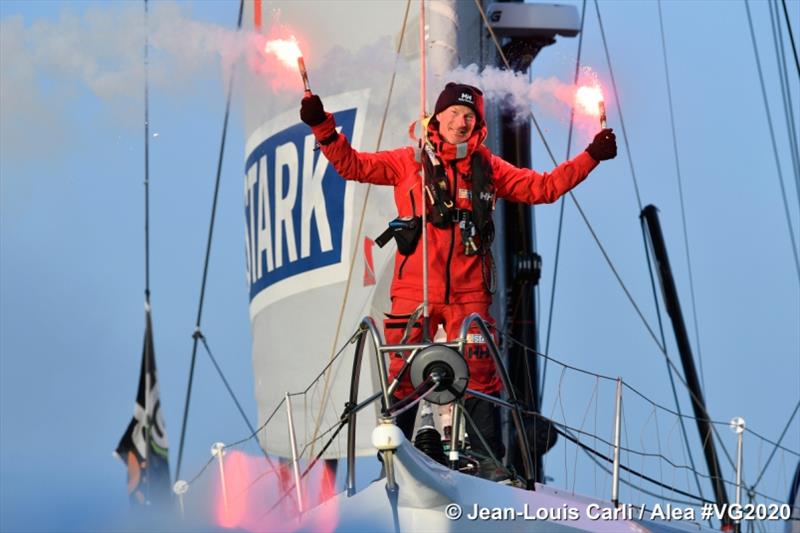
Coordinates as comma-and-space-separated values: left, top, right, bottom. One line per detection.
300, 94, 327, 127
586, 128, 617, 161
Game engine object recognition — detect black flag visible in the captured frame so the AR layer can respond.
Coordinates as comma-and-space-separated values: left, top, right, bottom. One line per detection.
115, 306, 172, 506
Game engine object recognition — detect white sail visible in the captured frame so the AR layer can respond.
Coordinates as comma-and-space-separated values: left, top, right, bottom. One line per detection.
243, 1, 463, 459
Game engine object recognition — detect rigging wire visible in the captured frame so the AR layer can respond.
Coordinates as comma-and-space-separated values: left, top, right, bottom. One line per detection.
743, 0, 800, 285
540, 411, 791, 506
460, 401, 515, 480
178, 325, 363, 494
585, 9, 709, 491
503, 321, 776, 499
781, 0, 800, 78
768, 0, 800, 208
548, 417, 714, 505
144, 0, 151, 304
196, 333, 275, 469
306, 0, 412, 456
480, 0, 677, 370
141, 0, 154, 504
637, 0, 708, 507
184, 396, 289, 489
590, 6, 693, 463
638, 216, 708, 501
475, 0, 681, 415
182, 324, 357, 482
177, 319, 799, 512
419, 0, 431, 342
477, 0, 787, 492
171, 0, 798, 510
175, 0, 244, 483
541, 0, 587, 408
593, 0, 644, 212
584, 0, 699, 386
473, 0, 510, 69
559, 424, 736, 510
749, 399, 800, 490
746, 426, 800, 458
262, 418, 349, 520
505, 331, 734, 428
520, 323, 800, 480
655, 0, 707, 393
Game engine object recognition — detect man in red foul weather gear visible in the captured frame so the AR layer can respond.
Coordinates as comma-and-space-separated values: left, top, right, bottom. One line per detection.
300, 83, 617, 472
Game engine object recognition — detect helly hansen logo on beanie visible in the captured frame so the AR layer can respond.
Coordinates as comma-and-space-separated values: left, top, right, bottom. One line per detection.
458, 92, 474, 104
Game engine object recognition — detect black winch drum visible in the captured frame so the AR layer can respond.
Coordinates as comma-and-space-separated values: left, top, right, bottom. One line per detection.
408, 344, 469, 405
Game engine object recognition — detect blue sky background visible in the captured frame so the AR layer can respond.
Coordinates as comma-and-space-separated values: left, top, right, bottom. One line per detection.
1, 1, 798, 531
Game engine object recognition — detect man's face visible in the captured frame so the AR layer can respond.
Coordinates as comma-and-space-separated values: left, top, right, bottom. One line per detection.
436, 105, 477, 144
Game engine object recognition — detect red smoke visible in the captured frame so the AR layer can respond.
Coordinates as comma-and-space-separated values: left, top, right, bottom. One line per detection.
211, 451, 340, 532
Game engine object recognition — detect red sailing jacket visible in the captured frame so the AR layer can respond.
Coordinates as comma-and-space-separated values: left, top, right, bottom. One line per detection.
311, 114, 598, 305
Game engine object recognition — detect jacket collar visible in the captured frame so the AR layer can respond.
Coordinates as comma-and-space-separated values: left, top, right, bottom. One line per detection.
426, 120, 488, 165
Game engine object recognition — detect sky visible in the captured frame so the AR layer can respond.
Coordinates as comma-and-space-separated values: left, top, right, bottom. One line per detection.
1, 0, 798, 531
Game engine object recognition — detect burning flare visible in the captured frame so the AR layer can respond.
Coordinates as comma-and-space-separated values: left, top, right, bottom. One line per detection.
264, 36, 302, 68
575, 84, 607, 128
575, 85, 604, 117
264, 35, 311, 95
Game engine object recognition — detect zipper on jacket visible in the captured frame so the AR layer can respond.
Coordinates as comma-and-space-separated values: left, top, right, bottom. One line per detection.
444, 162, 457, 304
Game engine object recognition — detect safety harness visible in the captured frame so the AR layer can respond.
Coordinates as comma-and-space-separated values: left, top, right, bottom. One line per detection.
376, 134, 497, 293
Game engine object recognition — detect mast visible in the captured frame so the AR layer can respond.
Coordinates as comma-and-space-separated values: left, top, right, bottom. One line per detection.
490, 0, 577, 484
641, 205, 732, 530
500, 86, 543, 481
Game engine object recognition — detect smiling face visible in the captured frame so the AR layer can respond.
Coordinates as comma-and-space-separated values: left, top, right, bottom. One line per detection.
436, 104, 477, 144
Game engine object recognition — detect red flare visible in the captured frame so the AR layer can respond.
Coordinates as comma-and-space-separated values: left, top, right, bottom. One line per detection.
575, 85, 604, 117
264, 36, 302, 68
264, 35, 311, 95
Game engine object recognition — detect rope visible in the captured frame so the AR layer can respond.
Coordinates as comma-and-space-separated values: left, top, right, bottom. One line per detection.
505, 328, 767, 432
593, 0, 644, 212
474, 4, 712, 452
141, 0, 153, 499
780, 0, 800, 78
459, 399, 515, 481
419, 0, 430, 338
749, 399, 800, 489
176, 321, 799, 512
743, 0, 800, 285
541, 0, 588, 407
768, 0, 800, 209
559, 425, 714, 508
552, 421, 713, 504
203, 396, 287, 456
261, 419, 348, 520
182, 325, 358, 486
476, 0, 689, 413
503, 323, 795, 497
307, 0, 412, 456
175, 0, 245, 482
197, 334, 276, 471
573, 189, 745, 480
651, 1, 709, 505
473, 0, 510, 69
656, 0, 706, 392
143, 0, 151, 302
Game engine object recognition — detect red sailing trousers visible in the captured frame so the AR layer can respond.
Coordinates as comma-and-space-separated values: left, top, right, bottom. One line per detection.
384, 297, 502, 399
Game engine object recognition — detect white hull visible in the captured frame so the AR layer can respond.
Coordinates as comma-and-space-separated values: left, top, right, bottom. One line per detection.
301, 434, 709, 532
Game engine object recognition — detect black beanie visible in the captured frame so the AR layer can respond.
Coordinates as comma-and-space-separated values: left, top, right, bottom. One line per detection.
433, 83, 484, 126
